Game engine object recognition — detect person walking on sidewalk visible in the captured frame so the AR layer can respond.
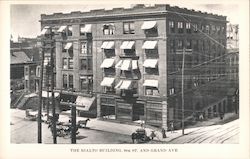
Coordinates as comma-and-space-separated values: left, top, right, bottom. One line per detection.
170, 121, 174, 133
161, 128, 167, 138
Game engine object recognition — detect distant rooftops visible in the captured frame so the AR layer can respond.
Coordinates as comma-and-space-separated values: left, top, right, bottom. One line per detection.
11, 51, 31, 64
41, 4, 226, 21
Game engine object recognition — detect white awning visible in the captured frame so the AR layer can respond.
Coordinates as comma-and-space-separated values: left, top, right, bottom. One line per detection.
39, 26, 50, 35
115, 60, 123, 68
64, 42, 72, 50
119, 80, 132, 90
101, 41, 109, 49
42, 91, 60, 98
120, 60, 131, 70
143, 80, 158, 88
57, 26, 67, 32
101, 41, 114, 49
142, 41, 158, 49
141, 21, 157, 30
106, 41, 115, 49
100, 77, 115, 87
100, 58, 115, 68
120, 41, 135, 49
75, 96, 95, 111
81, 24, 92, 33
115, 80, 123, 89
143, 59, 158, 68
132, 60, 138, 70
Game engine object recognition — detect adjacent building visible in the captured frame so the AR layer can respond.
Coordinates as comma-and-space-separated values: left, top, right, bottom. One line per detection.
40, 4, 229, 129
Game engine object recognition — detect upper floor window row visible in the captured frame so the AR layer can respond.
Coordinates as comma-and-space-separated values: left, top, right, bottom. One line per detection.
169, 21, 225, 35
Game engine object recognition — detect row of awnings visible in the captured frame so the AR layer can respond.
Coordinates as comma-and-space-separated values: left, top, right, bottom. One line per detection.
101, 40, 158, 50
40, 21, 156, 36
101, 58, 158, 69
62, 40, 157, 51
100, 78, 159, 89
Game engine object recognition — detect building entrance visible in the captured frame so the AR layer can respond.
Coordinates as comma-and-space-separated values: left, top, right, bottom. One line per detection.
132, 103, 144, 121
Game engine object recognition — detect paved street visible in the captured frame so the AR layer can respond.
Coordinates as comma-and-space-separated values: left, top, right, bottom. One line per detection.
11, 109, 238, 144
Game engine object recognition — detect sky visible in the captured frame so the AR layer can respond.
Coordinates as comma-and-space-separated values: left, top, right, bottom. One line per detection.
10, 3, 239, 39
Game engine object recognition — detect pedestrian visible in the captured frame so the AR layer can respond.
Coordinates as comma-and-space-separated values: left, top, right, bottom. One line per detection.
219, 112, 224, 120
161, 128, 167, 138
131, 132, 136, 144
150, 131, 156, 140
170, 121, 174, 133
199, 113, 204, 121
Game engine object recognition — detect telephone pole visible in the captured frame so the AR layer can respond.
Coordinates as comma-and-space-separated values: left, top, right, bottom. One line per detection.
181, 48, 186, 135
71, 103, 77, 144
48, 27, 57, 144
37, 41, 45, 143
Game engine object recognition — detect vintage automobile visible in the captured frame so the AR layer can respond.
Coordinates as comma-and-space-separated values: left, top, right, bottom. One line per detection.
131, 128, 150, 143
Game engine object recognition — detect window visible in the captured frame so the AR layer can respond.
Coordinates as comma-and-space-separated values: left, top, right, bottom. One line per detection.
36, 66, 41, 77
193, 40, 199, 51
177, 40, 183, 50
81, 42, 87, 54
103, 23, 115, 35
80, 57, 92, 71
80, 59, 87, 70
186, 22, 191, 33
63, 74, 67, 89
145, 87, 159, 96
80, 76, 93, 93
170, 39, 175, 52
193, 23, 198, 33
123, 22, 135, 34
169, 88, 175, 95
177, 22, 183, 33
68, 74, 73, 89
216, 26, 221, 34
68, 58, 73, 69
206, 25, 210, 34
25, 67, 29, 75
186, 40, 192, 49
169, 21, 175, 33
63, 58, 67, 69
67, 25, 73, 36
211, 25, 216, 34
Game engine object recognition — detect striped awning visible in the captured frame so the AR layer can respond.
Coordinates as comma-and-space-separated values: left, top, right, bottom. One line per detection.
100, 58, 115, 68
57, 26, 67, 32
120, 41, 135, 49
100, 77, 115, 87
143, 80, 158, 88
142, 41, 158, 49
143, 59, 158, 68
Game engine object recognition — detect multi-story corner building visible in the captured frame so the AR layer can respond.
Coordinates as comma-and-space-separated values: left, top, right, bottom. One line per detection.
40, 4, 228, 128
227, 24, 239, 49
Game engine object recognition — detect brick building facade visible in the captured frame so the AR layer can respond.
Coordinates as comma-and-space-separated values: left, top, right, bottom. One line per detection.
40, 4, 228, 128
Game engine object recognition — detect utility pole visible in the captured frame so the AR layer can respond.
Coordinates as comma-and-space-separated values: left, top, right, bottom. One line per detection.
37, 41, 45, 143
181, 48, 186, 135
71, 103, 77, 144
48, 27, 57, 144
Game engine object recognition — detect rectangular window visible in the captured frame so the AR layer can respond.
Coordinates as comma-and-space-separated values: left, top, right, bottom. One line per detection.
68, 58, 73, 69
186, 22, 191, 33
186, 40, 192, 49
103, 23, 115, 35
68, 74, 73, 89
170, 39, 175, 52
177, 40, 183, 49
80, 76, 93, 93
193, 23, 198, 33
80, 59, 87, 70
145, 87, 159, 96
206, 25, 210, 34
63, 58, 67, 69
123, 22, 135, 34
169, 21, 175, 33
81, 42, 88, 54
80, 25, 85, 36
63, 74, 67, 89
62, 43, 67, 52
177, 22, 183, 33
169, 88, 175, 95
67, 25, 73, 36
193, 40, 199, 51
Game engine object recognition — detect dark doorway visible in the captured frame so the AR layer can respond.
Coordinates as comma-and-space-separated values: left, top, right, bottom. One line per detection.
132, 103, 144, 121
